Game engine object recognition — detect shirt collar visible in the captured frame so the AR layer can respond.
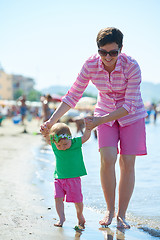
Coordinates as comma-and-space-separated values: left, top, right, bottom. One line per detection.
113, 54, 122, 72
97, 56, 104, 70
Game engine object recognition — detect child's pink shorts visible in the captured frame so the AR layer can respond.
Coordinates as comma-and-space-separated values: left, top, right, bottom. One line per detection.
54, 177, 83, 203
96, 118, 147, 155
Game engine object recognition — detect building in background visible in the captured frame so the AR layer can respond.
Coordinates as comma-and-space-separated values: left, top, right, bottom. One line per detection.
0, 66, 13, 100
12, 74, 35, 96
0, 64, 35, 100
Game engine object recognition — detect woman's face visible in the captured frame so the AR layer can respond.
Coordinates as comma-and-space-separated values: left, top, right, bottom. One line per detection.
98, 42, 121, 72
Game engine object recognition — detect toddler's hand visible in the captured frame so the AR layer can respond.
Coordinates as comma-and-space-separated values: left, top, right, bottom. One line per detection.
85, 116, 101, 129
40, 120, 52, 137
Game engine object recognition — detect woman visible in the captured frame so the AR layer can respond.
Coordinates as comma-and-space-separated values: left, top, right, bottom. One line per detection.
40, 27, 147, 229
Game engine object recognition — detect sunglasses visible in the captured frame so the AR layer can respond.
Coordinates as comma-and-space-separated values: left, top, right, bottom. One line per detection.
98, 48, 120, 57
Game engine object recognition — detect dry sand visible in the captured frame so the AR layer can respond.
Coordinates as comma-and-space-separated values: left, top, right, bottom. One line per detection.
0, 119, 59, 240
0, 118, 154, 240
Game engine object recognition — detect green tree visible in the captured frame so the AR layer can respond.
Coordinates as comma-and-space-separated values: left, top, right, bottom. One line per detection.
14, 89, 24, 100
82, 92, 97, 98
27, 89, 42, 101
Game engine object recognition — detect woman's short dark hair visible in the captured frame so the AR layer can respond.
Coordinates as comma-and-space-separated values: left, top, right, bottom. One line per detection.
96, 27, 123, 48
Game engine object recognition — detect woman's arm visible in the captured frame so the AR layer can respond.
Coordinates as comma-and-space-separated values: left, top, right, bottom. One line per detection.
85, 61, 142, 129
40, 61, 90, 136
40, 102, 71, 136
100, 107, 128, 124
49, 102, 71, 125
85, 107, 128, 129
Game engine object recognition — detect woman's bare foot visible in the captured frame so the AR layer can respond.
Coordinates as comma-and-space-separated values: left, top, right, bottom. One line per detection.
117, 216, 130, 229
54, 217, 65, 227
99, 211, 115, 226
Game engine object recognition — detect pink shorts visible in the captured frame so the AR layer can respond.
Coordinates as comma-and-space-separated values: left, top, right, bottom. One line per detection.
96, 118, 147, 155
54, 177, 83, 203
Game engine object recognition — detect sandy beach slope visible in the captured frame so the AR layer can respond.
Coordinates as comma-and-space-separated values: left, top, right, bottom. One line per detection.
0, 119, 155, 240
0, 119, 60, 240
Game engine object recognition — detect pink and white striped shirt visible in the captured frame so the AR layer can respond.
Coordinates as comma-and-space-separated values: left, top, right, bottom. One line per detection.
62, 53, 147, 127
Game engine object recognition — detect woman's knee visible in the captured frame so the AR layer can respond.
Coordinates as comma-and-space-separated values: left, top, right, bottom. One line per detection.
119, 155, 135, 173
100, 147, 117, 167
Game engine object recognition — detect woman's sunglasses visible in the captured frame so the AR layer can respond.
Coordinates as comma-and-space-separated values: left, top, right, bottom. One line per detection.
98, 49, 120, 57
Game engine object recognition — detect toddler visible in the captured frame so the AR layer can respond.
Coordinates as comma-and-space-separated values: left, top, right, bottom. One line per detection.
46, 121, 91, 228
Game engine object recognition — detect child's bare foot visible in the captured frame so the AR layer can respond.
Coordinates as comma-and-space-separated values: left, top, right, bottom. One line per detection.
99, 211, 115, 227
78, 215, 85, 229
54, 218, 65, 227
117, 216, 130, 229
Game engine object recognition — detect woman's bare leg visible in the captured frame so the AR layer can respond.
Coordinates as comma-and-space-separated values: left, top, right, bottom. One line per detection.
117, 155, 136, 229
54, 198, 65, 227
75, 202, 85, 228
99, 147, 117, 226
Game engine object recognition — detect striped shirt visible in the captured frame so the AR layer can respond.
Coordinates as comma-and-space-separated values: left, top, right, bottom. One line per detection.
62, 53, 147, 127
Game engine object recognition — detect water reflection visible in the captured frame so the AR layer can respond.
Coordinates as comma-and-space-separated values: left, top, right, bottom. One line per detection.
99, 227, 126, 240
74, 229, 83, 239
100, 227, 115, 240
116, 228, 126, 240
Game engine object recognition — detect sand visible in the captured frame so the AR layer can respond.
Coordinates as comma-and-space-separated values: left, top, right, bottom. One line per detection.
0, 118, 156, 240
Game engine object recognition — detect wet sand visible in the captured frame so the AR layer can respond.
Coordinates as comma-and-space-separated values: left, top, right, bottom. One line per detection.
0, 119, 62, 240
0, 119, 158, 240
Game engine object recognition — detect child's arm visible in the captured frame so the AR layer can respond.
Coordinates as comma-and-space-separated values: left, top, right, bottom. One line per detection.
43, 133, 51, 145
81, 119, 91, 144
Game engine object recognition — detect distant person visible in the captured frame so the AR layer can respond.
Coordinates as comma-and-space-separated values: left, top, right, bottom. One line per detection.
40, 27, 147, 228
45, 122, 91, 228
145, 105, 152, 124
42, 94, 52, 122
0, 109, 3, 126
0, 104, 8, 126
18, 95, 27, 125
67, 116, 85, 134
152, 103, 158, 124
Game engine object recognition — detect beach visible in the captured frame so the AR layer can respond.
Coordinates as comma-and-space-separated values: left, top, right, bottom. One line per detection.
0, 118, 159, 240
0, 119, 55, 240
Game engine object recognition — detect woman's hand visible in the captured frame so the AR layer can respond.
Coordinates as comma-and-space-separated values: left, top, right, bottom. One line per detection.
85, 116, 102, 130
40, 120, 53, 137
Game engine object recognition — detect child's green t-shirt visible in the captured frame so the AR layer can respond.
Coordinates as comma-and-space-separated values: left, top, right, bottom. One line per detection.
51, 137, 87, 179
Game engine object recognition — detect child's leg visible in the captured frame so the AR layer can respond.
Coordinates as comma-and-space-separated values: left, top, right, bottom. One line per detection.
54, 197, 65, 227
75, 202, 85, 228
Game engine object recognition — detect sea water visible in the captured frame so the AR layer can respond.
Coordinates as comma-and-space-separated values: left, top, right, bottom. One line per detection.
34, 116, 160, 238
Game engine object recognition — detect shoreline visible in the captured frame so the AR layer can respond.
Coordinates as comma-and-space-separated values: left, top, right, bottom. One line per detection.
0, 119, 56, 240
0, 119, 159, 239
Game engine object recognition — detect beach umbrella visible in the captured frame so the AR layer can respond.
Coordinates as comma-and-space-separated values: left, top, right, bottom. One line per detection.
60, 109, 80, 122
75, 97, 96, 110
51, 94, 62, 102
78, 97, 97, 105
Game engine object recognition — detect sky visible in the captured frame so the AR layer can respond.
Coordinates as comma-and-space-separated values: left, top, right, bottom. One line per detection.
0, 0, 160, 90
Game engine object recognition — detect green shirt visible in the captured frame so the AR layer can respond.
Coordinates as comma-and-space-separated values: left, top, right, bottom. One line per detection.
51, 137, 87, 179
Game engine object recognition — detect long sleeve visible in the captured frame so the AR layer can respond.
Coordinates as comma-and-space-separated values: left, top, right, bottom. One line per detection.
123, 60, 142, 114
62, 62, 90, 107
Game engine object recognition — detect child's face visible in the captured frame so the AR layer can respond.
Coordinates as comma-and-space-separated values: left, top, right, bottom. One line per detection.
54, 138, 71, 150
